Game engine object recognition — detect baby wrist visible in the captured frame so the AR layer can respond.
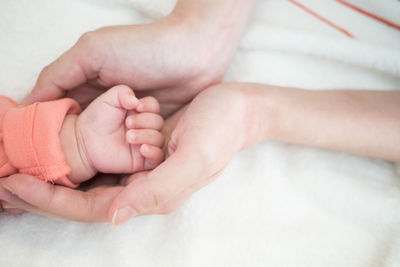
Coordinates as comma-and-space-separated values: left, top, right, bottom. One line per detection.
60, 115, 96, 184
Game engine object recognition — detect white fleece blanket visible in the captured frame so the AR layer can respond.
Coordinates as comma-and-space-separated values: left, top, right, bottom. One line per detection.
1, 0, 400, 266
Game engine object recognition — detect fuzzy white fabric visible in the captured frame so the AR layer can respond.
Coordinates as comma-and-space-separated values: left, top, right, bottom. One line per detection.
1, 0, 400, 266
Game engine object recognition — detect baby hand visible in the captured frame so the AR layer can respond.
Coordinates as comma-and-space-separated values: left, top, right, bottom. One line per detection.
63, 85, 164, 184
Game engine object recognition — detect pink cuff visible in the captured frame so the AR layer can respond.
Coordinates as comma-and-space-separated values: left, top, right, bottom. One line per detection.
0, 96, 18, 176
2, 98, 81, 188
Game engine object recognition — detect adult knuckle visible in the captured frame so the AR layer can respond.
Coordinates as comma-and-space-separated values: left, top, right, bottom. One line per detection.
38, 65, 51, 80
159, 204, 177, 215
77, 31, 106, 70
78, 31, 99, 47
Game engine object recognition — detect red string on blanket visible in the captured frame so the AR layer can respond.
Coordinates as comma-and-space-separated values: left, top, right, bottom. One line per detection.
288, 0, 354, 38
335, 0, 400, 31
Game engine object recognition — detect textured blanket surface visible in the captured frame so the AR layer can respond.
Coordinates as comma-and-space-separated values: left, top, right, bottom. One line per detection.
1, 0, 400, 266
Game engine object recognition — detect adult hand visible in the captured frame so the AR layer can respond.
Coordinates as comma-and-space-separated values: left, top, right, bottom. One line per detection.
0, 83, 264, 222
1, 0, 259, 219
2, 15, 227, 216
109, 83, 264, 224
0, 174, 124, 222
21, 0, 255, 116
22, 22, 219, 116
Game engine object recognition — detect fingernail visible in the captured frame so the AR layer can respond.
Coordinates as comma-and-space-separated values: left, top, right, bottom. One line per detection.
127, 97, 138, 108
132, 98, 139, 106
2, 203, 14, 209
127, 118, 134, 127
137, 103, 144, 111
129, 132, 136, 142
2, 184, 15, 195
112, 206, 137, 225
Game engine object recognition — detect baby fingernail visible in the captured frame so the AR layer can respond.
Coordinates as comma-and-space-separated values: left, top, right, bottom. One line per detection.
127, 118, 134, 127
112, 206, 137, 225
137, 103, 144, 111
129, 132, 136, 141
131, 98, 139, 106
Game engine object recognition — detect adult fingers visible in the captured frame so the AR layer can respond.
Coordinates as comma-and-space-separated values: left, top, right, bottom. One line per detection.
0, 185, 24, 214
0, 201, 24, 215
21, 32, 105, 105
0, 184, 54, 217
120, 168, 222, 215
3, 208, 25, 215
0, 174, 123, 222
109, 149, 208, 225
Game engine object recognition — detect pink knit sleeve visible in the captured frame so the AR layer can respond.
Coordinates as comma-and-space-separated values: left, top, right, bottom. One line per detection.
1, 98, 81, 188
0, 96, 18, 177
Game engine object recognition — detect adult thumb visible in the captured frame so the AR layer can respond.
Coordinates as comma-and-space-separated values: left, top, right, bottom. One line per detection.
109, 151, 205, 225
21, 44, 92, 105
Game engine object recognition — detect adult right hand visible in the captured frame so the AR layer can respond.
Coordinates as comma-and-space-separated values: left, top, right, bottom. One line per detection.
20, 23, 207, 116
22, 0, 258, 116
21, 9, 242, 116
2, 0, 259, 218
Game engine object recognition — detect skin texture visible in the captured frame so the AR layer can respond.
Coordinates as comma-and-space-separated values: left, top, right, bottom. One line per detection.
105, 84, 400, 224
60, 85, 164, 185
0, 84, 255, 222
258, 86, 400, 162
1, 83, 400, 222
0, 0, 259, 218
21, 0, 258, 117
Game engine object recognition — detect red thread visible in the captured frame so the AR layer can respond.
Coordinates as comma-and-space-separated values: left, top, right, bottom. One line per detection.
335, 0, 400, 31
288, 0, 354, 38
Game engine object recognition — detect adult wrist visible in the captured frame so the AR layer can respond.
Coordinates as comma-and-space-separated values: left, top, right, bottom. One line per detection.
240, 83, 283, 149
164, 0, 258, 78
168, 0, 257, 31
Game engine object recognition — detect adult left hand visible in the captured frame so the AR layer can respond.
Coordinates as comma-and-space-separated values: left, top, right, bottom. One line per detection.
109, 83, 265, 224
0, 174, 123, 222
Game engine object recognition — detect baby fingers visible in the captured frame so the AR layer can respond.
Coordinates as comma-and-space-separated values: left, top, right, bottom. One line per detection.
126, 129, 164, 147
99, 85, 138, 110
136, 96, 160, 113
119, 87, 139, 110
140, 144, 164, 170
125, 113, 164, 130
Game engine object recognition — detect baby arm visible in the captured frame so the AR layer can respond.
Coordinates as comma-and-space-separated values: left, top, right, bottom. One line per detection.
0, 96, 19, 177
0, 97, 80, 187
